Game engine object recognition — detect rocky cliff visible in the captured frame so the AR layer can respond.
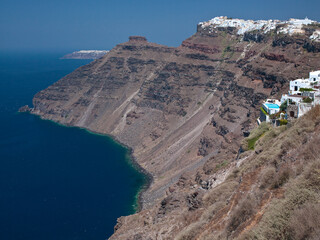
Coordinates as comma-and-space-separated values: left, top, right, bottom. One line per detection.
31, 17, 320, 239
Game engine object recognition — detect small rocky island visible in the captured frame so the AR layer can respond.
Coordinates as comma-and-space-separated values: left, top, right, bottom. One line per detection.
61, 50, 109, 59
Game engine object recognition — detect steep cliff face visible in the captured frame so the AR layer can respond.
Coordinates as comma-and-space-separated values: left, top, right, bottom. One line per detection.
32, 17, 320, 239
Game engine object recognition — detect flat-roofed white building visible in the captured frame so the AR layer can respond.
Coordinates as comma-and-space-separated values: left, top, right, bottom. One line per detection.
309, 70, 320, 82
262, 99, 281, 115
281, 94, 304, 104
289, 70, 320, 95
289, 79, 313, 95
259, 99, 281, 124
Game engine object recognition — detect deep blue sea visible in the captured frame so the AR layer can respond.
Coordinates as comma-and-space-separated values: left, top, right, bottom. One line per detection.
0, 52, 145, 240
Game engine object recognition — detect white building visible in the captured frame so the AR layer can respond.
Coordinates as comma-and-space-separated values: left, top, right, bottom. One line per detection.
281, 94, 304, 104
288, 71, 320, 95
309, 70, 320, 82
314, 91, 320, 105
289, 79, 313, 95
262, 99, 281, 115
259, 99, 281, 124
259, 70, 320, 124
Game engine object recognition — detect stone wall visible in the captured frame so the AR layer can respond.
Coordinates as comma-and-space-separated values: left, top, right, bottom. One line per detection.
287, 104, 298, 119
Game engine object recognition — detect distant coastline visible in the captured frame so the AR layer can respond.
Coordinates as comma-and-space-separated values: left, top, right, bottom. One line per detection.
61, 50, 109, 59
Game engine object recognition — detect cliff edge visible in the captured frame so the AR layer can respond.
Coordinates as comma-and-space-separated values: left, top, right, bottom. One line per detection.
31, 17, 320, 239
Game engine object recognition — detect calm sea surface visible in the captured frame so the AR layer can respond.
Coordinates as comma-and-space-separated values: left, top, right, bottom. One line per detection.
0, 52, 145, 240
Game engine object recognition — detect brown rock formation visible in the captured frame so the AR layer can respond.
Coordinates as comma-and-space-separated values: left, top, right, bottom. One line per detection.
129, 36, 148, 42
30, 20, 320, 239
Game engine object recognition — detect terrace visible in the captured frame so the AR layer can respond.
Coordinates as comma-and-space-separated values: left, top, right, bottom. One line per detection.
262, 99, 281, 115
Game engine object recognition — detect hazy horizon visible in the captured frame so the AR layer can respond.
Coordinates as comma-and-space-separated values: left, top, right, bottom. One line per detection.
1, 0, 320, 52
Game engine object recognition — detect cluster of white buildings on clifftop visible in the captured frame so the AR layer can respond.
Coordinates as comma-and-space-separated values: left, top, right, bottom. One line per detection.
199, 16, 320, 41
259, 70, 320, 125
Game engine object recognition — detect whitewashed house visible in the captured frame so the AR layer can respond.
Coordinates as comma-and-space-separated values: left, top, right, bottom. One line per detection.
289, 71, 320, 95
259, 99, 281, 124
259, 70, 320, 124
262, 99, 281, 115
281, 94, 303, 105
309, 70, 320, 82
289, 79, 312, 95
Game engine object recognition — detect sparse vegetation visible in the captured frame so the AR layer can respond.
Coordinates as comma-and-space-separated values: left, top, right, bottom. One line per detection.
176, 221, 204, 240
221, 45, 234, 58
179, 109, 187, 116
247, 137, 259, 150
271, 167, 290, 189
280, 101, 288, 111
288, 202, 320, 240
224, 46, 232, 52
299, 87, 314, 92
241, 106, 320, 239
215, 160, 229, 170
242, 122, 270, 150
303, 97, 313, 103
246, 187, 317, 240
259, 166, 276, 189
203, 180, 238, 208
227, 196, 256, 235
270, 111, 284, 120
170, 97, 320, 240
260, 106, 268, 116
279, 119, 288, 125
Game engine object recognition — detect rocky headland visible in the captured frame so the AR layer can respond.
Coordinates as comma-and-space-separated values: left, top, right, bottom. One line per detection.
29, 17, 320, 239
61, 50, 109, 59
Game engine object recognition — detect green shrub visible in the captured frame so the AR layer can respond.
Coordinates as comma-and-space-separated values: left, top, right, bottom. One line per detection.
243, 122, 270, 150
260, 106, 268, 116
270, 111, 283, 120
303, 97, 313, 103
247, 136, 260, 150
280, 101, 288, 111
279, 119, 288, 126
299, 88, 314, 92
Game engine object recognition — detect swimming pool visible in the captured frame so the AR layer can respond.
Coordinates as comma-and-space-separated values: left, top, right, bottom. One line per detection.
264, 103, 280, 109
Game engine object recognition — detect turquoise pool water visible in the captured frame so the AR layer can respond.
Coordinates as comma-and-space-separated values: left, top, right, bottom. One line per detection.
264, 103, 280, 109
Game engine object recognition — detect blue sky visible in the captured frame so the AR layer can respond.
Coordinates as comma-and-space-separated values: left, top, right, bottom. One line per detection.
1, 0, 320, 52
